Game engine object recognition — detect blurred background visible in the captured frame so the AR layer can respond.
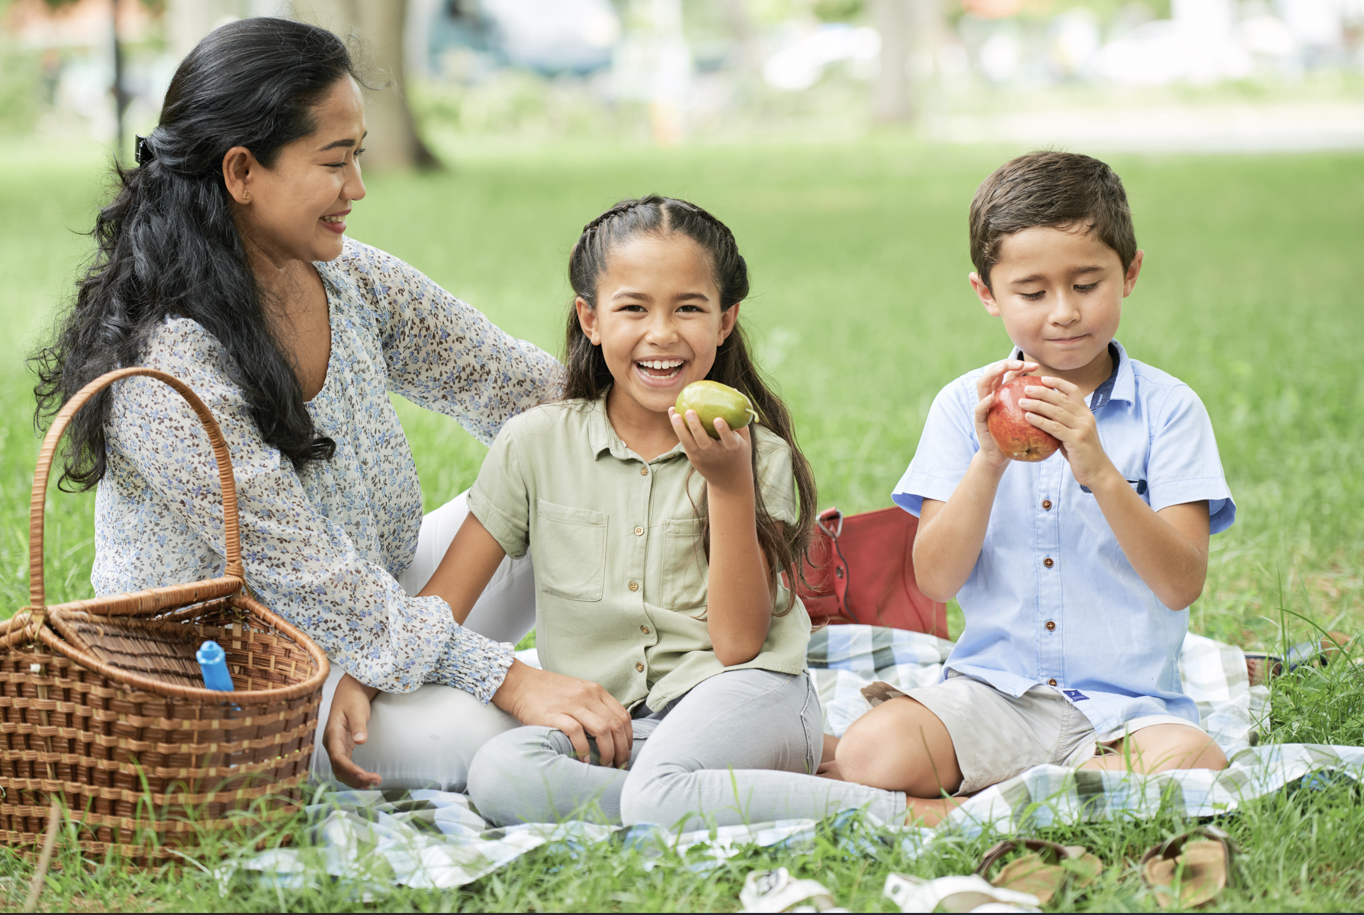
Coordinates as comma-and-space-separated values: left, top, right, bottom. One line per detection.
1, 1, 1361, 644
2, 0, 1363, 162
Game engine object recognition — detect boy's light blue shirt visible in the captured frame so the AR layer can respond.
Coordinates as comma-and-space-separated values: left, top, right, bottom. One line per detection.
892, 341, 1236, 733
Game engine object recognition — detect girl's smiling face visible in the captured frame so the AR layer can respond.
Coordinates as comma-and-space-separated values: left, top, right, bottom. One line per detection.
576, 233, 737, 432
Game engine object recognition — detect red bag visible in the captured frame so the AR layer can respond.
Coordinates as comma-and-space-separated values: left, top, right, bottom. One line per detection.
796, 506, 948, 638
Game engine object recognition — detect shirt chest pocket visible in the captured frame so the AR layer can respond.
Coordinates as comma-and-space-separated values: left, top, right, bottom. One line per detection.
656, 518, 708, 612
1089, 429, 1151, 505
534, 499, 607, 602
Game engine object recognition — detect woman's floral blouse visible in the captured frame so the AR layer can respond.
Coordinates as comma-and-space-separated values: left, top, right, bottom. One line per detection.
93, 238, 562, 701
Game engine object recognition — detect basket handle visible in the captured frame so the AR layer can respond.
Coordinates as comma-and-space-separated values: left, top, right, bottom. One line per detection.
30, 367, 244, 611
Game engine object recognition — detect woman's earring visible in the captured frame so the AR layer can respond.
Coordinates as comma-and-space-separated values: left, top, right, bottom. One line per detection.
243, 191, 251, 203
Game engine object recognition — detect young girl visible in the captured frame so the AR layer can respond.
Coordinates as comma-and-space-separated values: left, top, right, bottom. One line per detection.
328, 197, 909, 829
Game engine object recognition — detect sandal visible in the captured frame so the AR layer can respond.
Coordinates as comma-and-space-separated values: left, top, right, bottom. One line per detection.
883, 873, 1041, 913
1140, 825, 1234, 908
975, 838, 1103, 905
738, 867, 847, 913
1245, 631, 1352, 686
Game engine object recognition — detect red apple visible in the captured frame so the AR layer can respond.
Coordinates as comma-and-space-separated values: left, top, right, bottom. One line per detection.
987, 374, 1061, 462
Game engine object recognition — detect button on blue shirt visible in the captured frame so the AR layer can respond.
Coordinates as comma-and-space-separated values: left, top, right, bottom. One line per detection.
892, 341, 1236, 733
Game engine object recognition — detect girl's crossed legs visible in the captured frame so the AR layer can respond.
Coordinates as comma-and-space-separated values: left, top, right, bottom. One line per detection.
467, 668, 906, 830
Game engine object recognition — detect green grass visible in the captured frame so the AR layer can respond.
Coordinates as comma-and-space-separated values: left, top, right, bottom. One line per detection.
6, 660, 1364, 914
1, 136, 1362, 910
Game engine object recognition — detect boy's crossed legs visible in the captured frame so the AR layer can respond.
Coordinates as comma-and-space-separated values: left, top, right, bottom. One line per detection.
835, 675, 1228, 827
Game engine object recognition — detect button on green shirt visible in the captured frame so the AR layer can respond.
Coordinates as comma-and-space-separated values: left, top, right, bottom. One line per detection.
468, 394, 811, 711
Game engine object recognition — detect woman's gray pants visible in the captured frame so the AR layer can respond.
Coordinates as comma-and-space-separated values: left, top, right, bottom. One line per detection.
467, 668, 907, 831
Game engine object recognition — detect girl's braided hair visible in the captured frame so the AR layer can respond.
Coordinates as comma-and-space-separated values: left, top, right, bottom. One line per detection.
564, 196, 817, 612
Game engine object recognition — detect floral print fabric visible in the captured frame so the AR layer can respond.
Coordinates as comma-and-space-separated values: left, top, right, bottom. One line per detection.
93, 238, 562, 700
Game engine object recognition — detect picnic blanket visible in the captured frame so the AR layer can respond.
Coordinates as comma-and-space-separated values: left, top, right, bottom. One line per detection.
220, 625, 1363, 891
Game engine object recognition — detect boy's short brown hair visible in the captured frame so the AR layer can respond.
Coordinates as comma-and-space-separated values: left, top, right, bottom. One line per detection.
969, 151, 1136, 289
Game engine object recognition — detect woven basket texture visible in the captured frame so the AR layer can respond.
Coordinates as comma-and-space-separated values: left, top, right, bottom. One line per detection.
0, 368, 329, 862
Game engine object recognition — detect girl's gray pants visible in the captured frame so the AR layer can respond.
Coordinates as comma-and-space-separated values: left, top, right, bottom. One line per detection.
466, 668, 907, 831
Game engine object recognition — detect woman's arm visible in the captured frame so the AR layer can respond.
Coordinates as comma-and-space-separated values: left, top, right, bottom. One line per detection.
327, 513, 633, 780
671, 409, 772, 667
342, 242, 565, 444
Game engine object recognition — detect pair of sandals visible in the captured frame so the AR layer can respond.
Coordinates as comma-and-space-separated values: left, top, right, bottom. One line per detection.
972, 827, 1233, 909
741, 827, 1235, 912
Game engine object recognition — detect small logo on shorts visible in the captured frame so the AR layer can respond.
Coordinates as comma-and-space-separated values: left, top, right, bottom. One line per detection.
1063, 689, 1090, 701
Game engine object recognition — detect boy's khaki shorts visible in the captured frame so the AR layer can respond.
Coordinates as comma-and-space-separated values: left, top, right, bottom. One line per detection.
862, 673, 1204, 795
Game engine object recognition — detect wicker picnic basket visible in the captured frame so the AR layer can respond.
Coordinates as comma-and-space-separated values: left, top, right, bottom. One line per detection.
0, 367, 329, 862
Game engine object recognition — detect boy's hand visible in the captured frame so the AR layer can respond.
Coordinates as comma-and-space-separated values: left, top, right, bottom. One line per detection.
670, 407, 754, 495
973, 359, 1039, 470
1019, 376, 1120, 490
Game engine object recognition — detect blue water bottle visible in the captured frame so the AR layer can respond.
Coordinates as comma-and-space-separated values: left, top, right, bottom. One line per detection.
197, 640, 234, 691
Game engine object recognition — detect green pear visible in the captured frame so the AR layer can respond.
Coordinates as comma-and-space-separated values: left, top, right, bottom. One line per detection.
675, 381, 759, 439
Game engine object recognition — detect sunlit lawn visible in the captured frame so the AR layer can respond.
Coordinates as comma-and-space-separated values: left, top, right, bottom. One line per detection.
1, 136, 1362, 910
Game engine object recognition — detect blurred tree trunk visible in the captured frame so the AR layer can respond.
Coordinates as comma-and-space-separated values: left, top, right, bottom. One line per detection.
112, 0, 129, 158
716, 0, 761, 72
872, 0, 912, 122
873, 0, 944, 124
292, 0, 439, 170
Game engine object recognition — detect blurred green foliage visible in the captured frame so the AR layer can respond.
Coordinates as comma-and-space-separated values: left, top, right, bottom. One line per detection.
0, 43, 44, 134
813, 0, 865, 22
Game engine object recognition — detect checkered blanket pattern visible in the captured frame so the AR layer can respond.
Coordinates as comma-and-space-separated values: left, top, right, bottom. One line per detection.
221, 626, 1359, 890
808, 625, 1271, 754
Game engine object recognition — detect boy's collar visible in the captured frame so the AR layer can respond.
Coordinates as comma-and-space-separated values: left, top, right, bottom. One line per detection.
1009, 340, 1135, 412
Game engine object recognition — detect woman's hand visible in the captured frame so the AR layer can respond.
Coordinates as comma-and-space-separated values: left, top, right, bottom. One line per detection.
492, 660, 634, 768
323, 673, 383, 789
669, 407, 753, 494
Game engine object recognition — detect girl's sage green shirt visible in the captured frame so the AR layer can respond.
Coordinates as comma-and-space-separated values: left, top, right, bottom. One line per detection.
468, 394, 811, 712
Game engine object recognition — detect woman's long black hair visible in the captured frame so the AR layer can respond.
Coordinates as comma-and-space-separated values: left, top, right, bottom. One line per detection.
565, 196, 819, 610
32, 17, 362, 490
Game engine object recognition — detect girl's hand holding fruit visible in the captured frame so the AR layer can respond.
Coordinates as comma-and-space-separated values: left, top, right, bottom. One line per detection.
671, 381, 758, 492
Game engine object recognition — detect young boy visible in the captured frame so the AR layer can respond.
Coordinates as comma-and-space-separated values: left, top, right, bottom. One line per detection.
835, 151, 1235, 825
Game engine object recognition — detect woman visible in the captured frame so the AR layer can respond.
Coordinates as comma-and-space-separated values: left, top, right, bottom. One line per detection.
32, 17, 631, 790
